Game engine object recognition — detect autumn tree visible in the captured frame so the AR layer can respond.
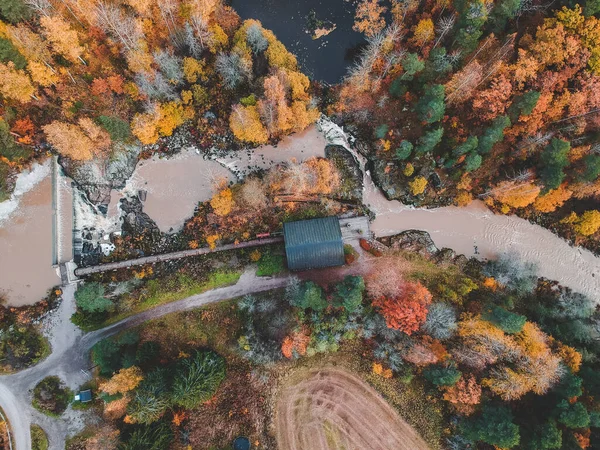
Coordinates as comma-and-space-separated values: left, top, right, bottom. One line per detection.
563, 210, 600, 236
40, 15, 84, 63
43, 119, 110, 160
210, 187, 234, 216
229, 104, 268, 144
491, 181, 540, 209
411, 18, 434, 47
533, 186, 572, 213
353, 0, 387, 37
281, 327, 310, 359
443, 374, 482, 415
0, 61, 34, 103
409, 176, 428, 195
372, 281, 432, 335
100, 366, 144, 395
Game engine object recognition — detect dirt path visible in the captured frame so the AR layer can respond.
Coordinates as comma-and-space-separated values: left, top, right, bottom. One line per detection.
275, 367, 430, 450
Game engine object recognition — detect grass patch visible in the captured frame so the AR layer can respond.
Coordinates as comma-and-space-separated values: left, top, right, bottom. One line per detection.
31, 424, 48, 450
80, 269, 242, 331
32, 376, 73, 417
256, 252, 286, 276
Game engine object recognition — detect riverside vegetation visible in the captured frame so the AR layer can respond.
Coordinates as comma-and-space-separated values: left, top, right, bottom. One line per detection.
63, 233, 600, 449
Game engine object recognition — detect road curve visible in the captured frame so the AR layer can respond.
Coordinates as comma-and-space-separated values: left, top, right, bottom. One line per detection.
0, 269, 290, 450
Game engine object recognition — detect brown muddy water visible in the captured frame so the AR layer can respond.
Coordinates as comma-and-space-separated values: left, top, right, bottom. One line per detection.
2, 123, 600, 305
0, 163, 61, 306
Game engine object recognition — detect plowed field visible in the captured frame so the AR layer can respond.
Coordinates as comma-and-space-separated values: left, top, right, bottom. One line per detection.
275, 368, 430, 450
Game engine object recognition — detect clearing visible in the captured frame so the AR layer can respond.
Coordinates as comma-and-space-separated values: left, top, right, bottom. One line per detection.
275, 367, 430, 450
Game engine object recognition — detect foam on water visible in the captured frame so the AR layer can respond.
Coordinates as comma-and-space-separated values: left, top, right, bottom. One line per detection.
0, 161, 51, 225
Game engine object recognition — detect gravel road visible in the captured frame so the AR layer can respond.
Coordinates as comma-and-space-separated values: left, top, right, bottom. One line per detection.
0, 268, 289, 450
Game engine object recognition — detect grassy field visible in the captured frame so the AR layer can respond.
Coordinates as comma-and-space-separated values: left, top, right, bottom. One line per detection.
84, 269, 242, 330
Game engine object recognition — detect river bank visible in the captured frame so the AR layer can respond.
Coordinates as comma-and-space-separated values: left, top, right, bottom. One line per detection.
2, 120, 600, 306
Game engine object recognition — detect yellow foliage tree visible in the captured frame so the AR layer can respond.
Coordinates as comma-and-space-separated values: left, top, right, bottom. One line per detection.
286, 69, 311, 101
100, 366, 144, 395
412, 18, 435, 46
132, 102, 191, 145
491, 181, 541, 208
206, 234, 219, 249
533, 185, 572, 213
40, 15, 84, 63
455, 190, 473, 206
229, 104, 268, 144
27, 61, 58, 87
210, 188, 234, 216
409, 176, 428, 195
571, 210, 600, 236
291, 101, 320, 132
183, 57, 205, 83
264, 29, 297, 70
0, 62, 34, 103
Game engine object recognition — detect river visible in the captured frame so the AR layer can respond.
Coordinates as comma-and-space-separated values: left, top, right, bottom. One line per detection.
0, 162, 61, 306
1, 122, 599, 305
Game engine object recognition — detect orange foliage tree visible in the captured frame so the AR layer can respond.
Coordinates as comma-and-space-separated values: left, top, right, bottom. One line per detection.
372, 281, 432, 335
443, 374, 482, 415
281, 327, 310, 359
353, 0, 387, 37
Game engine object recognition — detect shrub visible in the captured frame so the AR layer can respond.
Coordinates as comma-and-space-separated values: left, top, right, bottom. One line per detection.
424, 363, 462, 386
423, 303, 457, 340
375, 124, 389, 139
172, 351, 226, 409
462, 404, 520, 448
32, 376, 72, 417
31, 425, 48, 450
75, 282, 113, 314
256, 252, 285, 276
96, 116, 132, 141
395, 140, 413, 160
483, 305, 526, 334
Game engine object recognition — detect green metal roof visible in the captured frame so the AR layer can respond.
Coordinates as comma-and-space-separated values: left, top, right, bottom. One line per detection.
283, 217, 345, 271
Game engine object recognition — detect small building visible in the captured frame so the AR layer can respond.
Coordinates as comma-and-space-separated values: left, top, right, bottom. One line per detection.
283, 216, 345, 271
75, 389, 92, 403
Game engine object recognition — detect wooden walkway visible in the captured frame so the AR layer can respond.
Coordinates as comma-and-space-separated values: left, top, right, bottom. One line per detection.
74, 216, 372, 278
74, 237, 284, 277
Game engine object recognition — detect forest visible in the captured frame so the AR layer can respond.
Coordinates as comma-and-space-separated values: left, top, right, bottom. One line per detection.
332, 0, 600, 252
64, 233, 600, 450
0, 0, 317, 203
1, 0, 600, 448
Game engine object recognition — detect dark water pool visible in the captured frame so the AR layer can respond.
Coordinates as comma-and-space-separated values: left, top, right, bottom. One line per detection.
230, 0, 367, 84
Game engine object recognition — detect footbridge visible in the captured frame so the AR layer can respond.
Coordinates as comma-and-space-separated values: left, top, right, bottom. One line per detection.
73, 216, 371, 278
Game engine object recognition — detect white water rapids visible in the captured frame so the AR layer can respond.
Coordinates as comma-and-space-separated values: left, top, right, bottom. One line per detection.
0, 120, 599, 305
